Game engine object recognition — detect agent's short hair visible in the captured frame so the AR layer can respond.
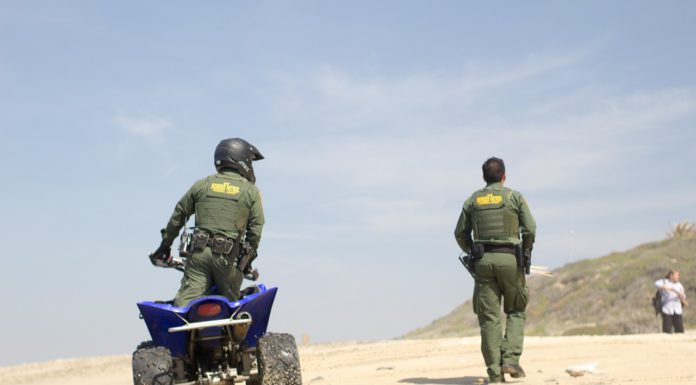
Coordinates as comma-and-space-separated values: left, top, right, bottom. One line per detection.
482, 157, 506, 184
665, 269, 678, 279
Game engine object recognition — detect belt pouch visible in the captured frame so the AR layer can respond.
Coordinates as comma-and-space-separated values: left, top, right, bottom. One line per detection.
212, 236, 226, 254
222, 239, 234, 255
193, 233, 209, 251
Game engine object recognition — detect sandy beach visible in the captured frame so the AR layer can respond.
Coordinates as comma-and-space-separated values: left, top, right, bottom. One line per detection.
2, 333, 695, 385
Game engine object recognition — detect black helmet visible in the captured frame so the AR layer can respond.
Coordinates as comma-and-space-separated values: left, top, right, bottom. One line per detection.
214, 138, 264, 183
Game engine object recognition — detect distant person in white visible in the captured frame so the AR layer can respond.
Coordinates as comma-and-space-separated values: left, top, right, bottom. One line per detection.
655, 269, 688, 333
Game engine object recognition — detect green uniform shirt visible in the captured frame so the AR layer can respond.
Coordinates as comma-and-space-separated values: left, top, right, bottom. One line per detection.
161, 170, 265, 249
454, 182, 536, 251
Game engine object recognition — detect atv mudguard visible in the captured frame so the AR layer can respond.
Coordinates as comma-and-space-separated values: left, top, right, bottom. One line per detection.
137, 285, 277, 358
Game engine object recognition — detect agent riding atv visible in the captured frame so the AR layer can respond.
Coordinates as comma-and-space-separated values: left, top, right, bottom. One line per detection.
133, 138, 302, 385
134, 245, 301, 385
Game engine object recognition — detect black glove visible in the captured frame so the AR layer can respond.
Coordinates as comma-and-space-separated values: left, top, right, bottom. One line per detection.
244, 268, 259, 281
149, 243, 171, 266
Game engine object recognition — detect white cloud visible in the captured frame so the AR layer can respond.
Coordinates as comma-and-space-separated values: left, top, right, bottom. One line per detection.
534, 190, 696, 223
323, 197, 447, 234
267, 84, 696, 193
270, 51, 589, 130
116, 115, 172, 142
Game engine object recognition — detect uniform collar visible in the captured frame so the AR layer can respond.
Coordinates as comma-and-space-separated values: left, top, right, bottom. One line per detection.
220, 170, 242, 177
485, 182, 503, 190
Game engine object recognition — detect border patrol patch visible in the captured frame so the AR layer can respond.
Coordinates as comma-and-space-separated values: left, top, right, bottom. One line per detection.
476, 193, 503, 205
210, 182, 240, 195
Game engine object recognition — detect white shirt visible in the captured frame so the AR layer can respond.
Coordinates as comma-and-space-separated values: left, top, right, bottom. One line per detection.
655, 278, 686, 315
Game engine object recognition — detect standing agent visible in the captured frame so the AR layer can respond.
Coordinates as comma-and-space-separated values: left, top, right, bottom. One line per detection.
150, 138, 265, 307
454, 157, 536, 384
655, 269, 688, 333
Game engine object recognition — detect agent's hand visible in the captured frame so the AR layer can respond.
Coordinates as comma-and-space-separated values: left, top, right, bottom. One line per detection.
150, 244, 171, 265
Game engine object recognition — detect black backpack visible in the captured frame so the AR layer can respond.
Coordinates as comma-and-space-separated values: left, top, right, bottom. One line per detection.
651, 290, 662, 315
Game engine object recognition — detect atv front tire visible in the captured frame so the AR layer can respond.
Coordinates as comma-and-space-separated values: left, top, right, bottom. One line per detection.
132, 341, 175, 385
253, 333, 302, 385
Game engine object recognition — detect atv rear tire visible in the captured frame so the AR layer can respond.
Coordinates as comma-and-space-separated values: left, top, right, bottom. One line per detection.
132, 341, 175, 385
253, 333, 302, 385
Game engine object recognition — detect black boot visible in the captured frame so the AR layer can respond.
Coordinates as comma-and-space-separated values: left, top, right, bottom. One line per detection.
501, 364, 526, 378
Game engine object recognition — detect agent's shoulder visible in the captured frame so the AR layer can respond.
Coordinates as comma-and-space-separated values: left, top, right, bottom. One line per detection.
495, 186, 529, 209
499, 185, 527, 197
464, 186, 495, 207
190, 175, 214, 188
465, 187, 485, 201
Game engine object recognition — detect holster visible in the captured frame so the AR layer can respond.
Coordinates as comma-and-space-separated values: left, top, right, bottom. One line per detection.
471, 244, 485, 260
469, 244, 485, 272
516, 244, 531, 275
236, 244, 257, 274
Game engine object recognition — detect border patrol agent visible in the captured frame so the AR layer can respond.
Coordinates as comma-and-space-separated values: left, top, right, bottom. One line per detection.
454, 157, 536, 383
150, 138, 265, 307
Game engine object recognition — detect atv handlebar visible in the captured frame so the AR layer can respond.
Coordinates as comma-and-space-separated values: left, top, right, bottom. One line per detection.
149, 253, 185, 272
148, 252, 259, 281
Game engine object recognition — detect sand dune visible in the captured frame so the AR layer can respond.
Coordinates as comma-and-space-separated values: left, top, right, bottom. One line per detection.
2, 333, 695, 385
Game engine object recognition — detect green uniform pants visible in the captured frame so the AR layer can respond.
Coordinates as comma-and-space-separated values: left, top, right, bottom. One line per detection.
473, 252, 528, 380
174, 247, 244, 307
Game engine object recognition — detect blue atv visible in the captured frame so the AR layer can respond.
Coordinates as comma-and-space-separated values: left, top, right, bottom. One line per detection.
133, 248, 302, 385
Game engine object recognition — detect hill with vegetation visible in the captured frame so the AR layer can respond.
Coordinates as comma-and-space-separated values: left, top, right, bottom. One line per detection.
406, 233, 696, 338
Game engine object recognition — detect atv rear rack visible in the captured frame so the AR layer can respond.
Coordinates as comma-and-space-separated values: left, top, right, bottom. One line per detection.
169, 316, 252, 333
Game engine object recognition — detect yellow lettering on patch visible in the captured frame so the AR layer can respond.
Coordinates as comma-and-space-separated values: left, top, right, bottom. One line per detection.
210, 182, 240, 195
476, 194, 503, 205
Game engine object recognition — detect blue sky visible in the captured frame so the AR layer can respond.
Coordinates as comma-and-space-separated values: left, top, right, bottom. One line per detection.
1, 1, 695, 366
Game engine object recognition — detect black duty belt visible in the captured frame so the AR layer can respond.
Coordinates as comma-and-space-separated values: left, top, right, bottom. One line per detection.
192, 232, 236, 256
483, 245, 516, 255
